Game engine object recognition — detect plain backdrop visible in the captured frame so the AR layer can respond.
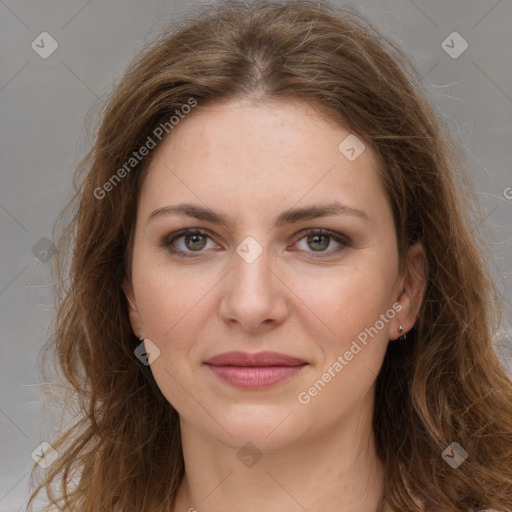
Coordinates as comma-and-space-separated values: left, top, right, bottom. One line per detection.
1, 0, 511, 510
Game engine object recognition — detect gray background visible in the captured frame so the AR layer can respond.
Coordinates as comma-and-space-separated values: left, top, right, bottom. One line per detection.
1, 0, 511, 510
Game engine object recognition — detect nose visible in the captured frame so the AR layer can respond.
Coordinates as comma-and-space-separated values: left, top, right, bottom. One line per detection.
218, 245, 289, 333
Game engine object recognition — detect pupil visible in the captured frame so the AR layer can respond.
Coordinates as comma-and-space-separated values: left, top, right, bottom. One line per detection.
308, 234, 329, 251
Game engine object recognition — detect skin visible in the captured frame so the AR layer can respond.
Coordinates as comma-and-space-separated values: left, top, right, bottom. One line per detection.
123, 98, 426, 512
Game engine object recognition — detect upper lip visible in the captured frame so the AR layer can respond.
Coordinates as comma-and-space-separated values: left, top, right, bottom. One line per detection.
204, 351, 308, 367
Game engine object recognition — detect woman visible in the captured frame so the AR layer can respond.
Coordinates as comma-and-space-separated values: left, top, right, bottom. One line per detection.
28, 1, 512, 511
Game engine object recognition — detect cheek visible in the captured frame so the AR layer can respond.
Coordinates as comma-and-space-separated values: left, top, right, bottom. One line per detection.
293, 266, 395, 415
134, 265, 209, 408
292, 259, 397, 411
294, 255, 397, 346
131, 256, 204, 387
133, 243, 206, 333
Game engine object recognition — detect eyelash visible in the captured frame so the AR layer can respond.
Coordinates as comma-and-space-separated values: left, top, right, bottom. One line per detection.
161, 228, 350, 259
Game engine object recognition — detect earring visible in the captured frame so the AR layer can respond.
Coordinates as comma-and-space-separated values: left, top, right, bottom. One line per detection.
398, 325, 407, 341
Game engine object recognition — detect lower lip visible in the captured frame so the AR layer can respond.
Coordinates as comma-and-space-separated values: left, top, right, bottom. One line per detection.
205, 364, 307, 389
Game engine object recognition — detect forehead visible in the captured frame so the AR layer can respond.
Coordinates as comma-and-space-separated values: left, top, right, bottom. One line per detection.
139, 98, 389, 224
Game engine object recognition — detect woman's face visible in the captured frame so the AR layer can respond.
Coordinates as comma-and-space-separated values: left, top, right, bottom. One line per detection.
124, 98, 425, 450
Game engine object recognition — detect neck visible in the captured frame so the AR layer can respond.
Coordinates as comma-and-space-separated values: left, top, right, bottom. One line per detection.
172, 402, 385, 512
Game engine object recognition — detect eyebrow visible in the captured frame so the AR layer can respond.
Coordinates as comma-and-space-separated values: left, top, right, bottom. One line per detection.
147, 201, 368, 227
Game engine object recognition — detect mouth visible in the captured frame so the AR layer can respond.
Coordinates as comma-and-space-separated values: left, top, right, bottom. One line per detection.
204, 351, 309, 389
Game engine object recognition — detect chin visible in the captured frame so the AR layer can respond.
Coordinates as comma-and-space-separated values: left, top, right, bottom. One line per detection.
210, 404, 313, 450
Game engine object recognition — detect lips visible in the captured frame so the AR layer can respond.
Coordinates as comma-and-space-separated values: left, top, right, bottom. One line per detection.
204, 351, 308, 389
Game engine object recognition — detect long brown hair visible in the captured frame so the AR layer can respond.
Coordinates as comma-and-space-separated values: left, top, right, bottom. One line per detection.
28, 1, 512, 510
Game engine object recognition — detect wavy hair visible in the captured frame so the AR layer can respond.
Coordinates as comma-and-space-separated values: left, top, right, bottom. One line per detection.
28, 1, 512, 510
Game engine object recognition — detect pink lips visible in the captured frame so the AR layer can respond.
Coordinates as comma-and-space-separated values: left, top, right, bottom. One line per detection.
204, 351, 308, 389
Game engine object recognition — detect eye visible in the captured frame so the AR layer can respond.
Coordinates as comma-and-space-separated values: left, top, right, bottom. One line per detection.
291, 229, 349, 257
162, 227, 350, 259
162, 229, 218, 258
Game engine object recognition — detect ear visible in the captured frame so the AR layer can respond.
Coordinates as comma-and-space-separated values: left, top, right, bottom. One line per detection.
122, 277, 144, 339
390, 242, 427, 340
